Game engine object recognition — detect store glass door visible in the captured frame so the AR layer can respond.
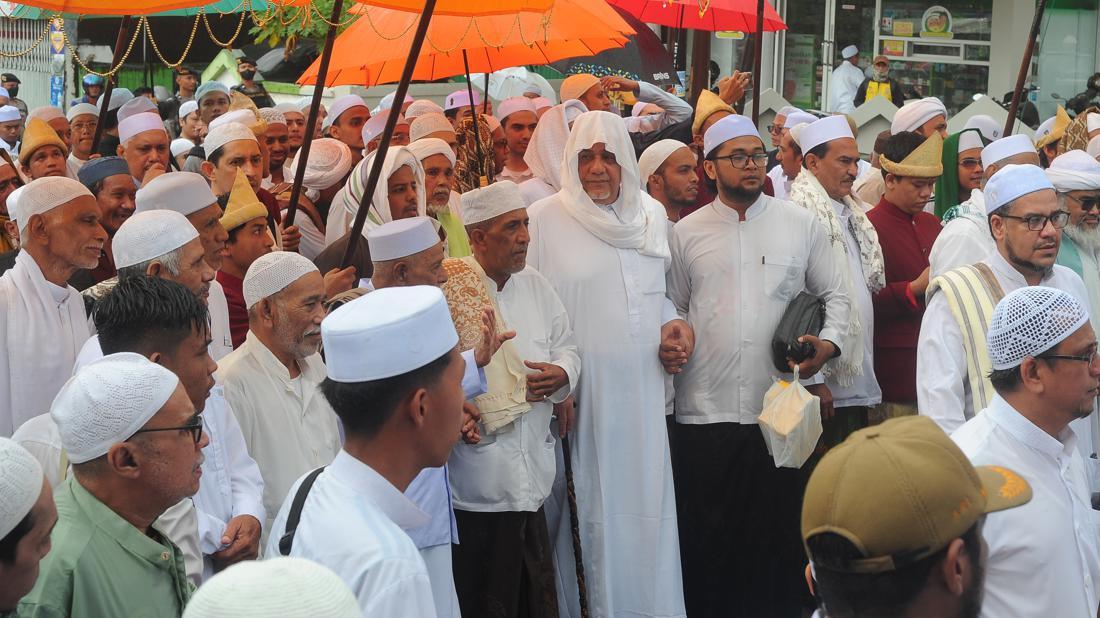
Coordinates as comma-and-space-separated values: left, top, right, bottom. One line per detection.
780, 0, 877, 111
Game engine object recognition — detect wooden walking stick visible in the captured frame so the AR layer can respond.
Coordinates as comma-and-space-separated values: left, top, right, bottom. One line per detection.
1004, 0, 1048, 137
561, 430, 590, 618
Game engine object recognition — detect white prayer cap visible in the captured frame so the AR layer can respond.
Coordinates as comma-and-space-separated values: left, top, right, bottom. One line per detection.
532, 97, 553, 111
66, 102, 99, 121
367, 216, 439, 262
1045, 150, 1100, 192
171, 138, 195, 158
483, 114, 502, 133
27, 106, 64, 123
274, 102, 300, 116
51, 352, 181, 464
378, 91, 413, 112
0, 105, 21, 122
798, 115, 854, 154
461, 181, 525, 225
182, 557, 361, 618
195, 81, 230, 103
964, 114, 1002, 142
981, 134, 1035, 168
841, 45, 859, 59
405, 99, 445, 120
322, 285, 458, 382
523, 83, 543, 96
179, 100, 198, 121
112, 209, 199, 269
0, 437, 44, 539
100, 88, 133, 112
323, 94, 367, 130
117, 96, 157, 124
410, 112, 455, 142
958, 129, 985, 152
703, 114, 761, 157
119, 112, 167, 144
258, 107, 286, 127
638, 139, 691, 188
984, 164, 1054, 214
777, 105, 801, 118
295, 97, 322, 114
987, 286, 1089, 370
1035, 116, 1056, 141
135, 171, 218, 216
784, 111, 817, 130
204, 121, 256, 158
209, 109, 258, 131
1089, 136, 1100, 159
288, 138, 353, 191
891, 97, 947, 134
243, 251, 319, 309
6, 186, 27, 228
16, 176, 93, 224
626, 102, 650, 117
361, 112, 407, 146
445, 89, 482, 112
497, 96, 537, 123
406, 137, 456, 166
1089, 113, 1100, 134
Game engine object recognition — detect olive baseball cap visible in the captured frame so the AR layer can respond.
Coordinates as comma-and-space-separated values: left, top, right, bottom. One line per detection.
802, 416, 1031, 574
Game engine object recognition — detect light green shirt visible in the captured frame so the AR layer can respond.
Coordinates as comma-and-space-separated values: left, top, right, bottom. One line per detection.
18, 477, 193, 617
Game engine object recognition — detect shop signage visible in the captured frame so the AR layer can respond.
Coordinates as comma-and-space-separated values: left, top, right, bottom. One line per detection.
920, 5, 954, 39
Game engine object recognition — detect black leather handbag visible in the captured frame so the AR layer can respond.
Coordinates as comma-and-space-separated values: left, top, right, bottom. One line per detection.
772, 292, 826, 373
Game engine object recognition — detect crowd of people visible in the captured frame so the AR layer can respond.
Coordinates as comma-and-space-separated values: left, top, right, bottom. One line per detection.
1, 56, 1100, 618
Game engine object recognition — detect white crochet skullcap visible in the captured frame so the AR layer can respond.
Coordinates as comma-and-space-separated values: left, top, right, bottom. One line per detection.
112, 209, 199, 269
117, 96, 158, 124
987, 286, 1089, 370
287, 138, 353, 191
204, 121, 256, 159
258, 107, 286, 127
119, 112, 167, 144
51, 352, 181, 464
135, 171, 218, 216
66, 102, 99, 121
405, 99, 445, 120
638, 139, 691, 188
27, 106, 64, 123
15, 176, 93, 224
178, 100, 198, 121
410, 112, 455, 143
209, 109, 258, 131
243, 251, 319, 309
274, 102, 301, 116
171, 138, 195, 158
461, 181, 525, 225
182, 557, 360, 618
0, 437, 44, 539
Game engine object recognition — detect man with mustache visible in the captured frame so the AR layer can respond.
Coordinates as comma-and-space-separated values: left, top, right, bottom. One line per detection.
788, 115, 885, 446
495, 97, 539, 185
639, 139, 700, 225
75, 157, 136, 286
1048, 151, 1100, 328
407, 138, 470, 258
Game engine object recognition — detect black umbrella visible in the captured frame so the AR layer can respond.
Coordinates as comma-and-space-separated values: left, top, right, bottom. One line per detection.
550, 6, 679, 88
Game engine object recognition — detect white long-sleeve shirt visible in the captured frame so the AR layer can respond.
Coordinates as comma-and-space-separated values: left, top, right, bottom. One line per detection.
666, 195, 850, 424
827, 62, 865, 115
928, 190, 995, 278
622, 82, 693, 135
952, 395, 1100, 618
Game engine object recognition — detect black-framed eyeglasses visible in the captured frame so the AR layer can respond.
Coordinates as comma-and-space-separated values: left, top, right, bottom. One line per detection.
715, 152, 769, 169
766, 124, 786, 135
996, 211, 1070, 231
130, 415, 204, 444
1065, 193, 1100, 212
959, 157, 982, 170
1037, 350, 1100, 367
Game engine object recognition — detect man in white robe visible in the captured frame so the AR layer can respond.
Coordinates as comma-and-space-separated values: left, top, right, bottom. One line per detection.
406, 138, 470, 258
325, 145, 426, 246
0, 176, 102, 436
518, 101, 587, 207
766, 111, 815, 201
827, 45, 864, 115
527, 110, 690, 617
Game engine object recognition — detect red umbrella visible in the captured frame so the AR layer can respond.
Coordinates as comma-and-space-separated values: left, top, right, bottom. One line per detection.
606, 0, 785, 32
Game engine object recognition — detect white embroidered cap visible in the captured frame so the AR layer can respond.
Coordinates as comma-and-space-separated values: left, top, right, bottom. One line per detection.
0, 437, 44, 539
135, 171, 218, 216
14, 176, 93, 226
322, 94, 367, 130
987, 286, 1089, 370
461, 181, 525, 225
203, 121, 256, 159
984, 163, 1054, 214
258, 107, 287, 127
182, 557, 361, 618
703, 114, 761, 157
405, 99, 445, 120
112, 209, 199, 269
981, 134, 1035, 169
409, 112, 455, 143
118, 112, 167, 144
66, 102, 99, 121
243, 251, 319, 309
638, 139, 691, 188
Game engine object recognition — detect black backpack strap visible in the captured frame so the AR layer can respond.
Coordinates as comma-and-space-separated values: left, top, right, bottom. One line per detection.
278, 466, 326, 556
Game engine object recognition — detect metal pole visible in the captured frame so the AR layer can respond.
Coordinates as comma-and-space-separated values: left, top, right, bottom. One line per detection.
751, 0, 764, 124
91, 15, 133, 154
461, 50, 485, 181
1004, 0, 1047, 137
340, 0, 439, 269
284, 0, 345, 229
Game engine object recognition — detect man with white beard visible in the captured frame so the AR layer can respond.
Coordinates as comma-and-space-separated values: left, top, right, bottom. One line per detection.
1049, 150, 1100, 318
407, 138, 470, 257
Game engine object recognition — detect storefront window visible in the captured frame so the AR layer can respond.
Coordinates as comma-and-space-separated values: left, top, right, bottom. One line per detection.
878, 1, 992, 41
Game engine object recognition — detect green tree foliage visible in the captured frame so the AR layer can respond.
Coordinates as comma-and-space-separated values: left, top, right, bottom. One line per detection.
249, 0, 356, 54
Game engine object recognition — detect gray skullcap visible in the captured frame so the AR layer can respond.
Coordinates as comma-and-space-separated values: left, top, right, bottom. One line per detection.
117, 96, 158, 124
0, 437, 44, 539
100, 88, 133, 113
183, 557, 360, 618
243, 251, 319, 309
111, 209, 199, 269
195, 81, 230, 103
987, 286, 1089, 370
77, 156, 131, 189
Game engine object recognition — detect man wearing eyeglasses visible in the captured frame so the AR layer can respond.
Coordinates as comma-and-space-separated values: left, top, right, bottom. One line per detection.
1048, 150, 1100, 330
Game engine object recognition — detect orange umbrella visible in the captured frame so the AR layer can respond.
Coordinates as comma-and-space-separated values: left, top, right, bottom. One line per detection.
351, 0, 554, 17
298, 0, 633, 86
11, 0, 306, 16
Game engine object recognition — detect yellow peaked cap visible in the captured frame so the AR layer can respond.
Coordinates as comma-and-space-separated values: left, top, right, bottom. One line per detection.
880, 132, 944, 178
219, 167, 268, 232
1035, 105, 1071, 149
19, 117, 68, 165
692, 89, 735, 136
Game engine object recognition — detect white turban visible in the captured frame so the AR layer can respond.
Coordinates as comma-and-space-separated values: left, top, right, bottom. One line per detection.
461, 181, 525, 225
987, 286, 1089, 370
638, 139, 691, 188
27, 106, 64, 123
405, 99, 445, 120
0, 437, 43, 539
119, 112, 167, 144
135, 171, 218, 216
112, 210, 199, 269
523, 100, 587, 191
891, 97, 947, 134
243, 251, 319, 309
985, 164, 1054, 214
409, 113, 454, 143
1045, 150, 1100, 192
287, 137, 353, 191
13, 176, 93, 230
406, 137, 456, 166
204, 122, 256, 159
66, 103, 99, 122
258, 107, 287, 127
182, 557, 361, 618
52, 353, 181, 464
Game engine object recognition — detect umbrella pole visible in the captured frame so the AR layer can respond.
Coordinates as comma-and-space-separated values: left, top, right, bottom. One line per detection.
561, 433, 590, 618
340, 0, 439, 269
1004, 0, 1047, 137
751, 0, 764, 124
91, 15, 134, 154
284, 0, 346, 229
461, 50, 486, 184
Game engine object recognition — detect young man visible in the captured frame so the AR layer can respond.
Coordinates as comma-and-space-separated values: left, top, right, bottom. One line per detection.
891, 97, 949, 139
494, 97, 539, 184
18, 118, 68, 180
826, 45, 863, 115
214, 169, 276, 348
638, 138, 699, 224
0, 437, 56, 613
258, 108, 290, 189
323, 94, 370, 164
163, 67, 198, 138
66, 103, 99, 179
275, 102, 305, 158
231, 57, 275, 109
195, 81, 232, 127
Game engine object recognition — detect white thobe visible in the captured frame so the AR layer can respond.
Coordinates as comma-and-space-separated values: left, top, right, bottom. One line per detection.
928, 190, 995, 278
497, 165, 534, 184
0, 251, 91, 437
207, 279, 234, 361
766, 165, 794, 200
827, 62, 865, 114
266, 450, 438, 617
448, 265, 580, 512
518, 177, 557, 207
217, 332, 342, 536
620, 82, 693, 135
666, 196, 850, 424
952, 395, 1100, 618
66, 153, 88, 180
528, 192, 686, 618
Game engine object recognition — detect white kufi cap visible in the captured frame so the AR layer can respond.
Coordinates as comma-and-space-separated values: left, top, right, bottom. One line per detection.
112, 209, 199, 269
135, 171, 218, 216
496, 96, 537, 122
445, 89, 482, 112
410, 113, 455, 143
981, 134, 1035, 168
117, 96, 157, 124
178, 100, 198, 121
182, 557, 361, 618
987, 286, 1089, 370
964, 114, 1002, 142
171, 138, 195, 158
288, 138, 353, 191
323, 94, 367, 130
783, 111, 817, 131
361, 112, 406, 146
367, 216, 439, 262
405, 99, 445, 120
258, 107, 287, 127
67, 102, 99, 121
0, 106, 19, 123
15, 176, 93, 224
461, 181, 525, 225
204, 121, 256, 158
702, 114, 761, 157
0, 438, 43, 539
984, 163, 1054, 214
1045, 150, 1100, 191
119, 112, 167, 144
891, 97, 947, 134
798, 115, 854, 154
957, 129, 985, 152
638, 139, 691, 188
841, 45, 858, 59
27, 106, 64, 123
243, 251, 319, 309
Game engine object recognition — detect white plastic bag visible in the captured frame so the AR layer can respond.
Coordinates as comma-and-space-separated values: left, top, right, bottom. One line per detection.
759, 367, 822, 468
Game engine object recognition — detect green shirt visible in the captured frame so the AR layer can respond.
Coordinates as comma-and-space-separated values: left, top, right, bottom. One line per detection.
18, 477, 193, 617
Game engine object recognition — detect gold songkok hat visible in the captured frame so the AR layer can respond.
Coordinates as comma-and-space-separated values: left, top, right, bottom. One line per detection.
692, 90, 736, 136
19, 118, 68, 165
880, 132, 944, 178
219, 168, 268, 232
227, 91, 269, 136
1035, 105, 1071, 150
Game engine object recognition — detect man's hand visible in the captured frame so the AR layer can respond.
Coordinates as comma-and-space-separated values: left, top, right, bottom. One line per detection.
323, 266, 357, 298
717, 72, 751, 105
804, 383, 834, 420
910, 266, 931, 298
554, 396, 575, 437
789, 335, 837, 378
210, 514, 262, 570
524, 361, 569, 401
142, 163, 167, 185
473, 306, 516, 367
281, 224, 302, 253
599, 75, 640, 94
461, 402, 481, 444
659, 319, 695, 374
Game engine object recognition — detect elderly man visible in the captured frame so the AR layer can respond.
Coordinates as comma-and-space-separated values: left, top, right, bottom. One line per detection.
527, 110, 689, 617
446, 182, 580, 618
891, 97, 949, 138
283, 138, 354, 260
410, 112, 458, 153
75, 157, 136, 284
217, 251, 341, 534
216, 169, 276, 348
18, 353, 203, 616
66, 103, 98, 179
326, 145, 425, 245
407, 137, 470, 257
196, 81, 231, 127
952, 286, 1100, 617
1048, 150, 1100, 319
19, 118, 68, 180
0, 177, 102, 436
789, 115, 885, 444
827, 45, 863, 114
324, 94, 370, 164
668, 114, 849, 617
257, 108, 289, 189
929, 135, 1040, 277
495, 97, 539, 184
116, 111, 170, 188
0, 153, 23, 254
267, 286, 465, 616
766, 110, 815, 200
559, 74, 691, 135
0, 437, 56, 613
638, 139, 699, 224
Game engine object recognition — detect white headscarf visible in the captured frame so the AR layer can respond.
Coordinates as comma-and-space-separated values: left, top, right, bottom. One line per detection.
524, 100, 588, 192
558, 111, 670, 261
326, 146, 425, 244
